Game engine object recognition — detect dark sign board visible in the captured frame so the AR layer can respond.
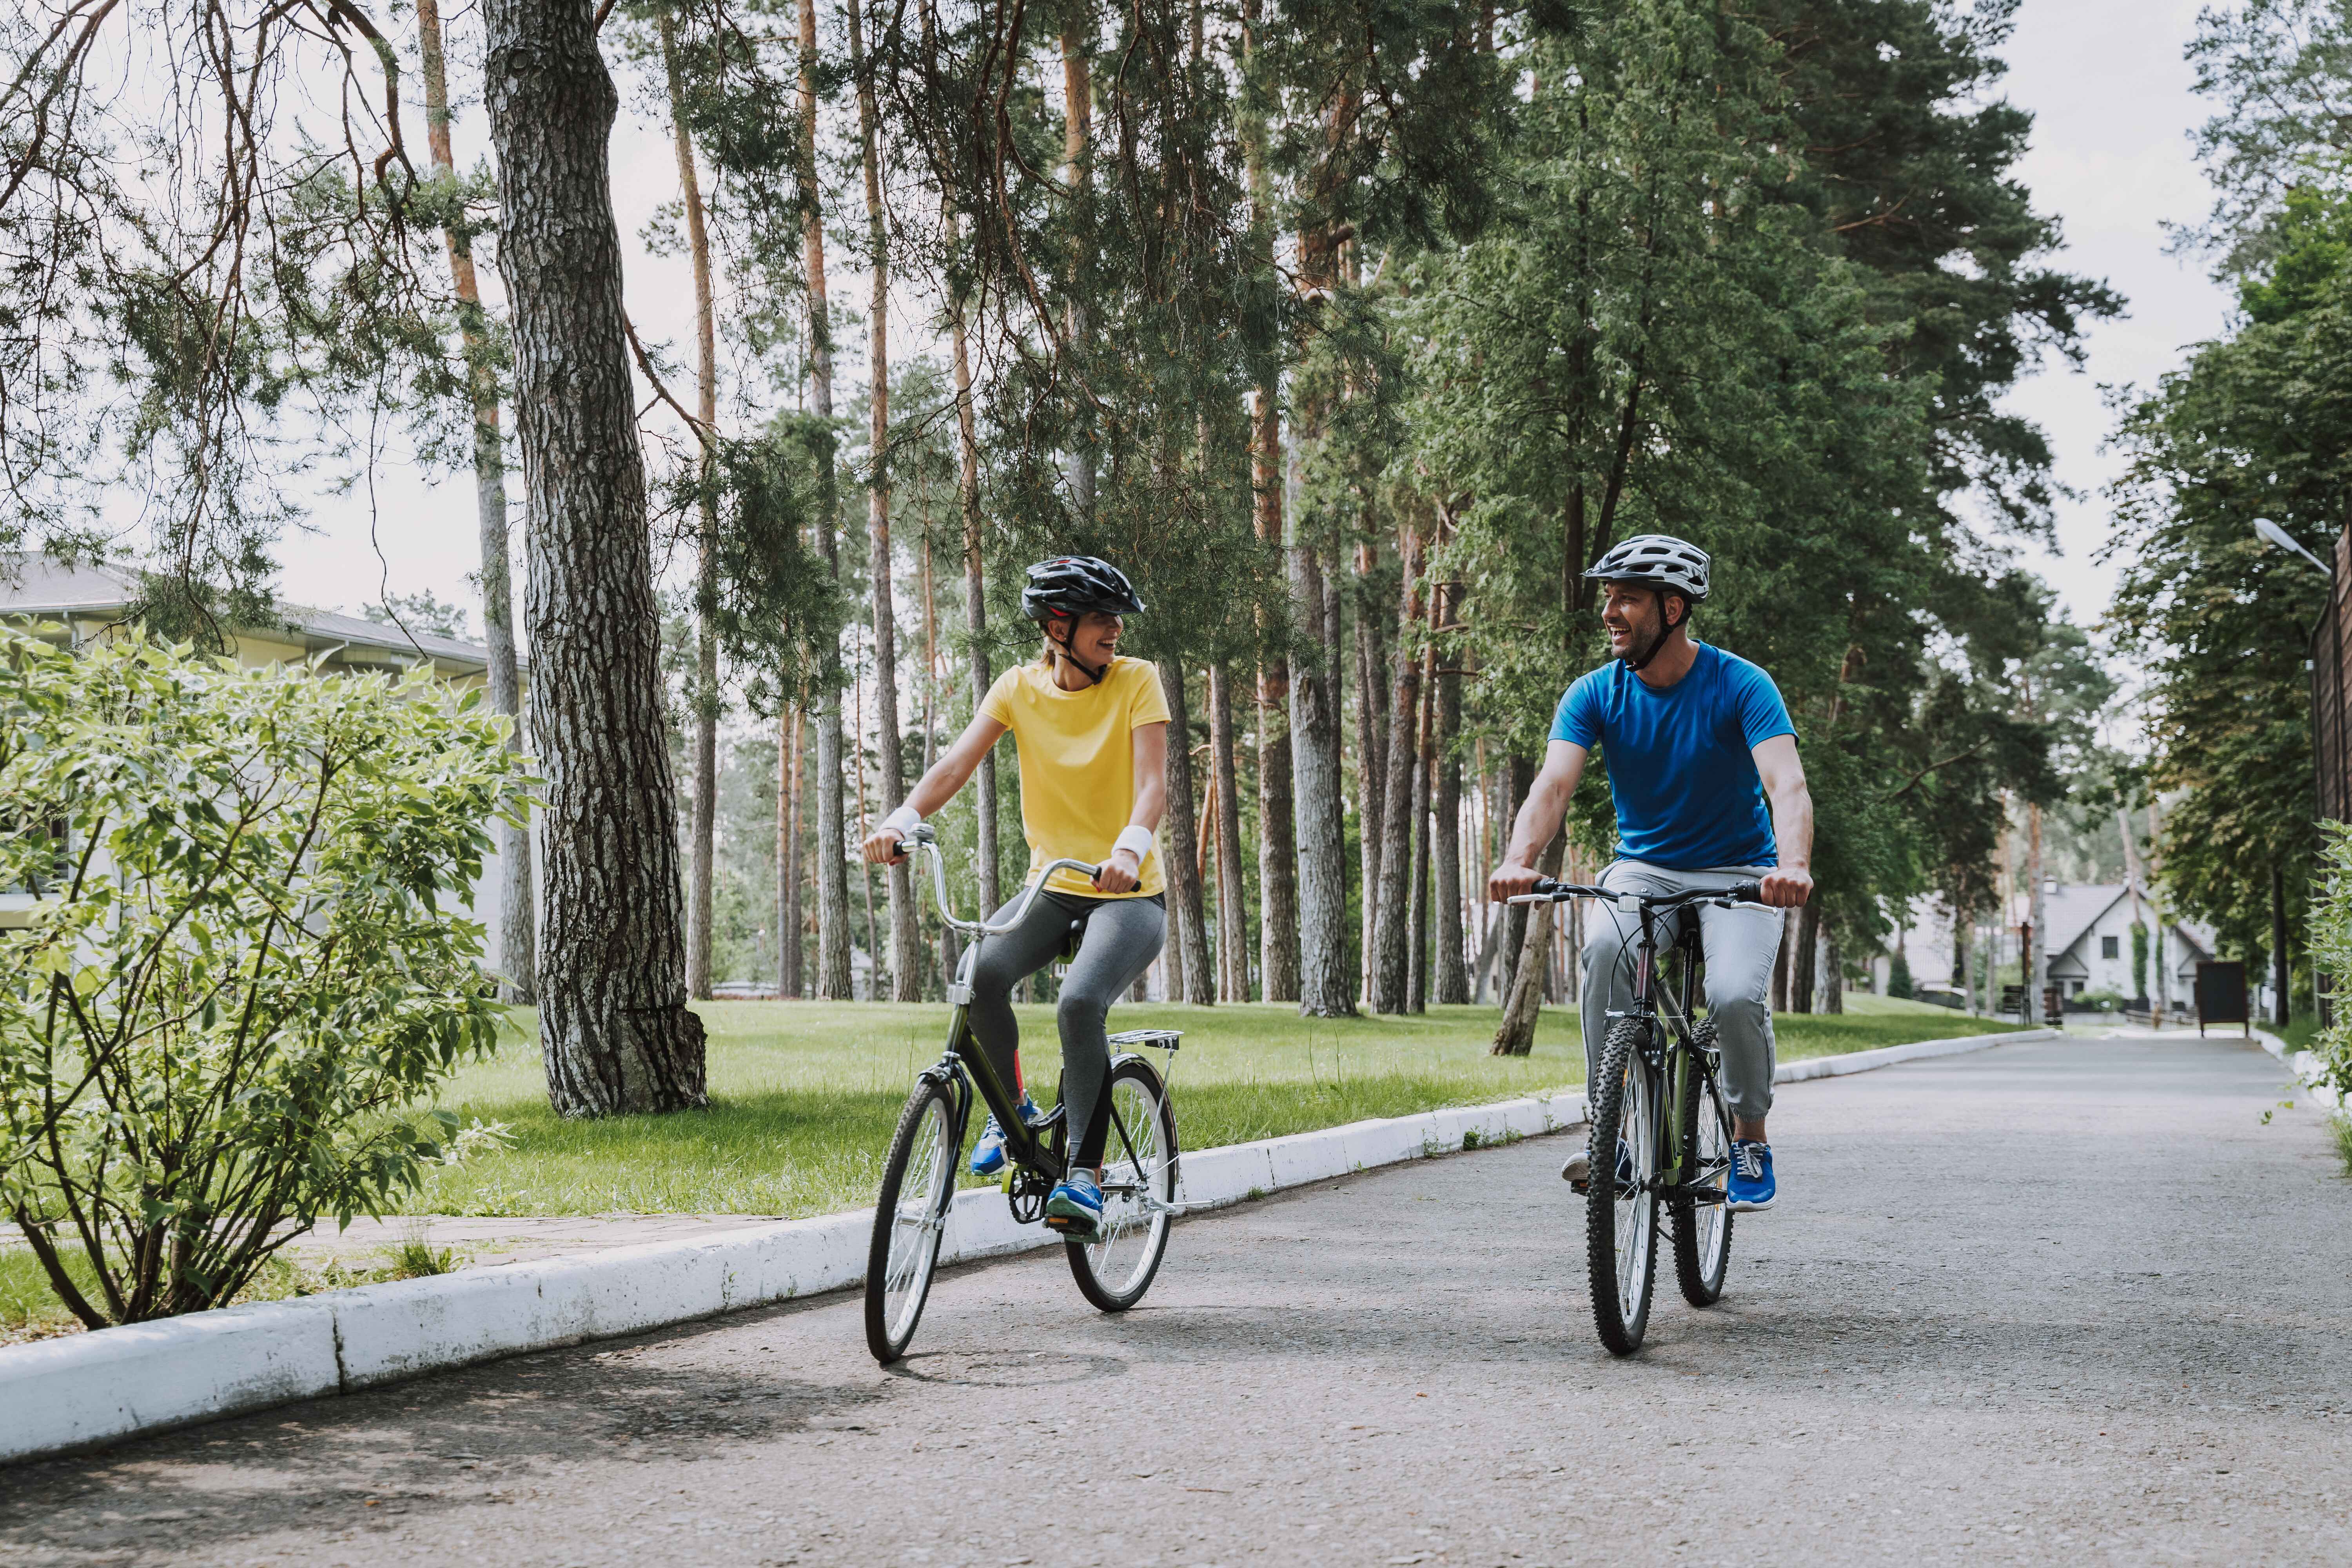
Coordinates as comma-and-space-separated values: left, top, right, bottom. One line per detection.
2195, 960, 2249, 1038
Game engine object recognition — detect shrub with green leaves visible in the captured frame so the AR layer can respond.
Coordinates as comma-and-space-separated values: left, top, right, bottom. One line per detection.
2303, 822, 2352, 1102
0, 626, 531, 1327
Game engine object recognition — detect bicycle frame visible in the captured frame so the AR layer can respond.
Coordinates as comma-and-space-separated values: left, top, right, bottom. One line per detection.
1514, 881, 1754, 1201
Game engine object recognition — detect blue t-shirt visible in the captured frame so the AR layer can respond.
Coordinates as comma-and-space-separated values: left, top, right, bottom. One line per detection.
1550, 644, 1795, 871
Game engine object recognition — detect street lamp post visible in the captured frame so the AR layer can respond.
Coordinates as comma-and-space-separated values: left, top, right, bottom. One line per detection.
2251, 517, 2335, 1031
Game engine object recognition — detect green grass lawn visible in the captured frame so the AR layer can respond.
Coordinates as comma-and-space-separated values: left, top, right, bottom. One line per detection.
399, 992, 2020, 1220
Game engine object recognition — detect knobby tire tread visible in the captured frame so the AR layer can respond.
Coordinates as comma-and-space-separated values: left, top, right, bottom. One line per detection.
1587, 1017, 1659, 1356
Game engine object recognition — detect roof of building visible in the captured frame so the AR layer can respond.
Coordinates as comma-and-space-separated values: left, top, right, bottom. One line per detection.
0, 554, 498, 677
2041, 881, 2216, 965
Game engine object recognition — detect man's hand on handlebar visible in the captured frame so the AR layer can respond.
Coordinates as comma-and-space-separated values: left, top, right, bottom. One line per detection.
860, 825, 910, 865
1757, 865, 1813, 908
1486, 861, 1544, 902
1092, 849, 1142, 895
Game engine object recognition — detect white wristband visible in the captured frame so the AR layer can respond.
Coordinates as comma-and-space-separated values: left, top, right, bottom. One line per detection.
1114, 825, 1155, 861
882, 805, 922, 838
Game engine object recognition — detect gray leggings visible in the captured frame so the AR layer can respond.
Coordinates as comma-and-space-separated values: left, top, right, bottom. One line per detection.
1577, 861, 1786, 1123
967, 887, 1166, 1167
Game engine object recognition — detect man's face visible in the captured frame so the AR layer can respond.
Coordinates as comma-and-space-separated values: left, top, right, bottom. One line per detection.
1055, 610, 1124, 665
1601, 582, 1684, 664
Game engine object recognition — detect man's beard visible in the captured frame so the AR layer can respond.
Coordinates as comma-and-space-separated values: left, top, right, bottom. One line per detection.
1623, 617, 1666, 668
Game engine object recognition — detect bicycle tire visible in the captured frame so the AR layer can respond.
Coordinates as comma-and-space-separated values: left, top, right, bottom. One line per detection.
1065, 1055, 1180, 1312
1670, 1020, 1735, 1307
864, 1077, 959, 1364
1586, 1015, 1661, 1356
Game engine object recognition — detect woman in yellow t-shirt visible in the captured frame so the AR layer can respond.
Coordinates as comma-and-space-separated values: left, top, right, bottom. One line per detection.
862, 557, 1169, 1238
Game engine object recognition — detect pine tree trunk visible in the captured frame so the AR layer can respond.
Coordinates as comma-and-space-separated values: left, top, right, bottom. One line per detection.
1791, 898, 1820, 1014
800, 0, 852, 1001
417, 0, 533, 1005
780, 704, 804, 998
660, 9, 722, 1002
1491, 834, 1565, 1056
1210, 664, 1250, 1001
1405, 637, 1436, 1013
1499, 754, 1535, 1000
1353, 575, 1389, 1003
947, 212, 1000, 920
1159, 663, 1214, 1003
483, 0, 706, 1113
1237, 0, 1296, 1004
1289, 524, 1352, 1016
1370, 522, 1426, 1013
849, 0, 917, 1001
1061, 22, 1095, 515
1823, 927, 1843, 1015
1432, 610, 1466, 1004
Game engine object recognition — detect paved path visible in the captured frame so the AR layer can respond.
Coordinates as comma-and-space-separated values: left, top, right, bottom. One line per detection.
6, 1033, 2350, 1566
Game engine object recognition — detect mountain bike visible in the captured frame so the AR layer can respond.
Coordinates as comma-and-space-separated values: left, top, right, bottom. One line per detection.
1508, 877, 1763, 1355
863, 825, 1183, 1365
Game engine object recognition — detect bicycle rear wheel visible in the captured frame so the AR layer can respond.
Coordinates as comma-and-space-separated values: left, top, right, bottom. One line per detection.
1066, 1056, 1179, 1312
864, 1078, 959, 1364
1586, 1016, 1661, 1355
1670, 1020, 1735, 1307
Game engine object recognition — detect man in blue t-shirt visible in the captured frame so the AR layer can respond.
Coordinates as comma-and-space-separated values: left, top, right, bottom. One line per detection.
1488, 535, 1814, 1210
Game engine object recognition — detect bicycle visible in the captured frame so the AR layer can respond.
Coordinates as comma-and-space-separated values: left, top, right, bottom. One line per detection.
863, 824, 1183, 1365
1507, 877, 1764, 1355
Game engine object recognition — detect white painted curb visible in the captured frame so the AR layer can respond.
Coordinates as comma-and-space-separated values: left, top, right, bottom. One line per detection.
1773, 1025, 2056, 1083
0, 1023, 2036, 1464
2254, 1027, 2345, 1111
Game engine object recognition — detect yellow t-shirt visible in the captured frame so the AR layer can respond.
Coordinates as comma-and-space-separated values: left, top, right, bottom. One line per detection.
980, 655, 1172, 898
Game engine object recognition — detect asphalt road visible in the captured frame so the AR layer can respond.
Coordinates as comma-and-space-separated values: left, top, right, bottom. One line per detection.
6, 1032, 2350, 1566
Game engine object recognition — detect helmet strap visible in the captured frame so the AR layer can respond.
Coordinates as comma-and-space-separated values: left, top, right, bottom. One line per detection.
1622, 589, 1683, 673
1048, 621, 1109, 687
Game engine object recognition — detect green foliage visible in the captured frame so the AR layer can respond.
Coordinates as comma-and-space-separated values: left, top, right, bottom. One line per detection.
0, 627, 532, 1327
364, 588, 471, 641
2108, 183, 2343, 955
2299, 824, 2352, 1100
2132, 920, 2151, 1000
1887, 952, 1914, 1000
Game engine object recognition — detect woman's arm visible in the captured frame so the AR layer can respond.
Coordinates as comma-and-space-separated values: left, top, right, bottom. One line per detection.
1091, 720, 1169, 893
860, 710, 1009, 864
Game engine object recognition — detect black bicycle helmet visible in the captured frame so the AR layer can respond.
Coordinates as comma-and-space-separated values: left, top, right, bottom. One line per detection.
1020, 555, 1145, 624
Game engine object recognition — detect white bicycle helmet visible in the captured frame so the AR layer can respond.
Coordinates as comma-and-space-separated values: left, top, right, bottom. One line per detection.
1581, 534, 1710, 603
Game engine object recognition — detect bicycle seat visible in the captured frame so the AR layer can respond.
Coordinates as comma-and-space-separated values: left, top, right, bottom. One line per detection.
1108, 1029, 1181, 1051
1058, 915, 1088, 963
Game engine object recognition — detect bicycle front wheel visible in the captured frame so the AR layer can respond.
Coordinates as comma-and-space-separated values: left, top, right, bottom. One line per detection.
1670, 1020, 1735, 1307
1067, 1056, 1179, 1312
864, 1078, 959, 1364
1586, 1016, 1661, 1356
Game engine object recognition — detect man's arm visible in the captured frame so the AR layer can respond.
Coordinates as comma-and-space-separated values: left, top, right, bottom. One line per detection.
1486, 739, 1588, 901
1752, 733, 1813, 909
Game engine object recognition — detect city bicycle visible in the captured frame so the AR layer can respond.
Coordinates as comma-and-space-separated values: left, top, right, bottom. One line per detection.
863, 825, 1182, 1365
1508, 877, 1764, 1355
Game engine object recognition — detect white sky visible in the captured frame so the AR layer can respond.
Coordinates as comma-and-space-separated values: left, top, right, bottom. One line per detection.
273, 1, 2239, 648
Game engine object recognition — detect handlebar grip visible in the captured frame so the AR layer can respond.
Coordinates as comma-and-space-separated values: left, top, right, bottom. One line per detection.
1530, 877, 1564, 897
1725, 880, 1763, 904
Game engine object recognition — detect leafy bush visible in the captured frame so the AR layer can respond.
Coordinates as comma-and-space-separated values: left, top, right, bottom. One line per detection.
0, 628, 530, 1327
2303, 822, 2352, 1103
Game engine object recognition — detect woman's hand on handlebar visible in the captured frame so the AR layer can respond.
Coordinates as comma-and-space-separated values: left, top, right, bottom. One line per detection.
860, 824, 910, 865
1486, 861, 1544, 903
1092, 849, 1142, 895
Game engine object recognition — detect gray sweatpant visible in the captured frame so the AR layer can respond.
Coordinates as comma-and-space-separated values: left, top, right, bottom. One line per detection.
967, 886, 1166, 1167
1577, 860, 1786, 1123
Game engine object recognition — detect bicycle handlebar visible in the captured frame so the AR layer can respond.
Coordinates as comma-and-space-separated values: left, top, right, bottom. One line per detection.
891, 824, 1109, 938
1506, 878, 1764, 909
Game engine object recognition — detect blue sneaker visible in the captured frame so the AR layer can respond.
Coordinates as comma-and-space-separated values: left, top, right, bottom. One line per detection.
971, 1096, 1037, 1177
1728, 1140, 1775, 1211
1044, 1171, 1104, 1237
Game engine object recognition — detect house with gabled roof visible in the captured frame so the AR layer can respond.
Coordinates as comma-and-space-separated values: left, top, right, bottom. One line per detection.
2038, 880, 2215, 1002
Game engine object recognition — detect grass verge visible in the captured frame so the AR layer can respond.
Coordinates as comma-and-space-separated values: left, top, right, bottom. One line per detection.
400, 993, 2018, 1220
